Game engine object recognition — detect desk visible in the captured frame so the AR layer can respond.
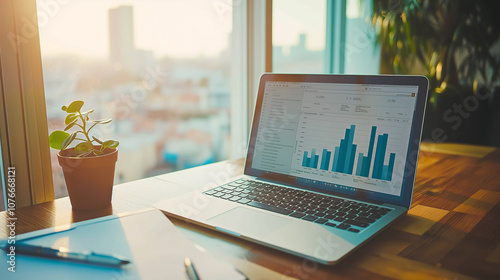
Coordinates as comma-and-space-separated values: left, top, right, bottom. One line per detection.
1, 143, 500, 279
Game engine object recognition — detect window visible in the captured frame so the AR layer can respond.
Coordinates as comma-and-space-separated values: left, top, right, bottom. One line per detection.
1, 0, 378, 205
1, 0, 258, 206
37, 0, 236, 198
343, 0, 380, 74
273, 0, 379, 74
272, 0, 327, 73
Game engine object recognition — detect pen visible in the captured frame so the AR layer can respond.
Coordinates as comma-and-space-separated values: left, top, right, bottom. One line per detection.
184, 257, 201, 280
4, 243, 130, 267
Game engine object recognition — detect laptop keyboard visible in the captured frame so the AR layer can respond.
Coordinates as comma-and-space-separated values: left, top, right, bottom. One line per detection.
204, 179, 392, 233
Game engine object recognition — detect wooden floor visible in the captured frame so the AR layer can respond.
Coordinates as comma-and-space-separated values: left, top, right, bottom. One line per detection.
1, 143, 500, 279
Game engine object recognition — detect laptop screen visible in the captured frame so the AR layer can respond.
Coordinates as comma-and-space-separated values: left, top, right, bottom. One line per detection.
245, 74, 428, 207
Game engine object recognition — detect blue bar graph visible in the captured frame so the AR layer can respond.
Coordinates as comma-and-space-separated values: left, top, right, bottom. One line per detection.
356, 152, 364, 176
320, 149, 331, 170
356, 126, 377, 177
313, 153, 319, 168
312, 149, 318, 168
336, 139, 347, 172
332, 147, 340, 171
348, 144, 357, 174
343, 125, 356, 173
372, 134, 388, 179
380, 152, 395, 181
301, 124, 396, 181
302, 151, 309, 167
370, 133, 396, 181
302, 149, 319, 168
332, 125, 357, 175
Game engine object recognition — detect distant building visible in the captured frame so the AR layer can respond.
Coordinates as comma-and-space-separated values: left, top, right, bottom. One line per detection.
290, 33, 307, 57
273, 33, 324, 73
108, 6, 136, 73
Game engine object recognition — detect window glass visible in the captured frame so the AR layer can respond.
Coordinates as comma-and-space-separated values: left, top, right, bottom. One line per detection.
37, 0, 233, 198
272, 0, 327, 73
272, 0, 379, 75
344, 0, 380, 74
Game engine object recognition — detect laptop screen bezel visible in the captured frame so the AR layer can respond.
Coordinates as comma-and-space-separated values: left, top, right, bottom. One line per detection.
243, 74, 429, 208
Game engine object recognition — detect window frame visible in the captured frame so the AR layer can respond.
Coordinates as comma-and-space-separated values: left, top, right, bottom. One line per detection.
231, 0, 250, 158
231, 0, 272, 158
0, 0, 54, 208
325, 0, 347, 73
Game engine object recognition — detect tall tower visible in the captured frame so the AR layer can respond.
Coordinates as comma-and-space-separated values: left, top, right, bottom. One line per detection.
108, 5, 135, 72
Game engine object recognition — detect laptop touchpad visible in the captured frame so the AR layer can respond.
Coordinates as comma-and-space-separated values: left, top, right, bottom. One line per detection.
208, 207, 292, 238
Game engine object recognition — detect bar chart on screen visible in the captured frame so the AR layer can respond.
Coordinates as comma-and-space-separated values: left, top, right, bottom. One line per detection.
291, 111, 409, 195
251, 80, 418, 196
300, 124, 396, 181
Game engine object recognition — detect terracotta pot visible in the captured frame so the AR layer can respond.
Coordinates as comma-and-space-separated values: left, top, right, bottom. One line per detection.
57, 146, 118, 210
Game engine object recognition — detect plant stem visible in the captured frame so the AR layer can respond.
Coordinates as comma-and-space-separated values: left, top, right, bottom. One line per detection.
77, 111, 92, 143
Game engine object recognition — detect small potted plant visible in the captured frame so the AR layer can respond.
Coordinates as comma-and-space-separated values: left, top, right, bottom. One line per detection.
49, 100, 119, 210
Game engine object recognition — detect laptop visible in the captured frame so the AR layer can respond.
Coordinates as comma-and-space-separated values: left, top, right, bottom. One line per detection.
155, 74, 429, 265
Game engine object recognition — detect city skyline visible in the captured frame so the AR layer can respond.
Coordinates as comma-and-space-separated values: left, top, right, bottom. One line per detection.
36, 0, 325, 59
37, 0, 232, 59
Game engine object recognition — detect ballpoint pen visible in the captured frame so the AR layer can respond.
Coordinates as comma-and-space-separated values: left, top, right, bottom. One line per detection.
184, 257, 201, 280
4, 243, 130, 267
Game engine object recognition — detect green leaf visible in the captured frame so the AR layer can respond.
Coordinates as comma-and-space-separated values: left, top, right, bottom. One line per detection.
64, 114, 78, 125
49, 131, 69, 150
61, 132, 77, 150
66, 101, 84, 113
92, 136, 103, 144
64, 119, 78, 131
74, 142, 94, 154
102, 140, 119, 150
88, 118, 112, 124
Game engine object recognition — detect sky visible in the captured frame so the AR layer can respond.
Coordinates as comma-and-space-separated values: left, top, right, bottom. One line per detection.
36, 0, 326, 59
273, 0, 326, 53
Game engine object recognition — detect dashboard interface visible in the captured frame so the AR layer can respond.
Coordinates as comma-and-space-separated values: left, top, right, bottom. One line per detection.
250, 81, 419, 197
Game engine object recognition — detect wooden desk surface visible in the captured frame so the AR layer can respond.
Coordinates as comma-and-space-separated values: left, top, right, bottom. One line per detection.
2, 143, 500, 279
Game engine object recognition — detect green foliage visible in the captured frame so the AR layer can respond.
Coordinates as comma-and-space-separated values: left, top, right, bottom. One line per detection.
371, 0, 500, 105
49, 100, 119, 157
48, 131, 69, 150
